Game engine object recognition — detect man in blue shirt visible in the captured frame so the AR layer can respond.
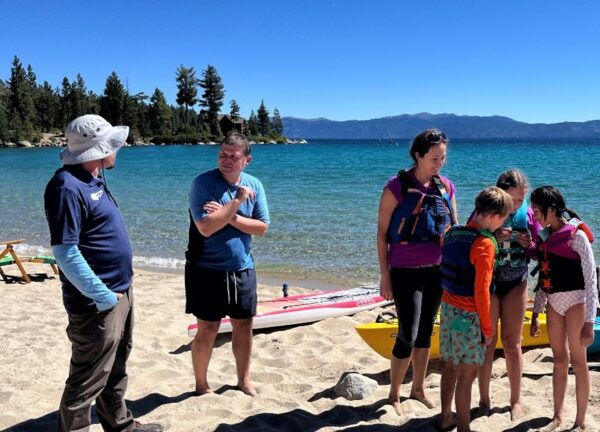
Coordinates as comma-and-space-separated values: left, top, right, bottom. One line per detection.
44, 115, 162, 432
186, 132, 270, 396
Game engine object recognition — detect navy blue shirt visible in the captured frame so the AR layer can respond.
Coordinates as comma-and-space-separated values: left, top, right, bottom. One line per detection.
44, 165, 133, 313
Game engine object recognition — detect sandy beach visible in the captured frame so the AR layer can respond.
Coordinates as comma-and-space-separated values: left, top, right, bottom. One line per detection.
1, 264, 599, 432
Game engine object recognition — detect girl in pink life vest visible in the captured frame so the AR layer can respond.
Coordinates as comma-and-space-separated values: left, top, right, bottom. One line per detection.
530, 186, 597, 432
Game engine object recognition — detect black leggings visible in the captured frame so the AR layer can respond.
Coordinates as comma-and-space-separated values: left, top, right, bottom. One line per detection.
390, 266, 443, 359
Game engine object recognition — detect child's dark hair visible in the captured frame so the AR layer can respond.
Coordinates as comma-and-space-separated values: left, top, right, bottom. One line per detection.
475, 186, 513, 218
496, 169, 529, 191
409, 128, 447, 164
530, 186, 580, 220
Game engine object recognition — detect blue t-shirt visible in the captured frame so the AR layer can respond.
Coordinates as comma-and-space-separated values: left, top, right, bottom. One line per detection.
44, 165, 133, 313
189, 168, 270, 271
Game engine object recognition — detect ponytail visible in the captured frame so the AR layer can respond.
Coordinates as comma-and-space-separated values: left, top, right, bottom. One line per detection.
564, 207, 581, 220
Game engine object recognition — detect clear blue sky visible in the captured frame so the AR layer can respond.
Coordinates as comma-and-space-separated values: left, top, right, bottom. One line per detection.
2, 0, 599, 123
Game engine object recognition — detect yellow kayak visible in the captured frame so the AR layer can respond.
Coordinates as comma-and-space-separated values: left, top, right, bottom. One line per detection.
355, 310, 550, 360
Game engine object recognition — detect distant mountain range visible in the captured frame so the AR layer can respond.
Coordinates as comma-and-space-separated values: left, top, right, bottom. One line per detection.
282, 113, 600, 139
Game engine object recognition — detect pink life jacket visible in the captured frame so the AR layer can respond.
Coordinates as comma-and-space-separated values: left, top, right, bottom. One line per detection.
536, 219, 594, 293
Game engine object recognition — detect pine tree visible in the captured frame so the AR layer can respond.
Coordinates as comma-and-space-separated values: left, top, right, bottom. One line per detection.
230, 99, 240, 120
271, 108, 283, 136
100, 72, 127, 125
172, 105, 194, 134
175, 65, 199, 125
59, 77, 74, 125
199, 65, 225, 139
37, 81, 59, 132
26, 65, 37, 91
26, 65, 39, 121
84, 90, 100, 115
0, 80, 9, 143
248, 110, 259, 136
7, 56, 36, 141
122, 92, 145, 141
257, 100, 270, 136
72, 74, 90, 117
148, 88, 172, 135
26, 65, 43, 130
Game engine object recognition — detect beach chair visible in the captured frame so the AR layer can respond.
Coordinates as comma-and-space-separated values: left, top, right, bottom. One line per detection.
25, 255, 59, 276
0, 254, 16, 283
0, 239, 32, 283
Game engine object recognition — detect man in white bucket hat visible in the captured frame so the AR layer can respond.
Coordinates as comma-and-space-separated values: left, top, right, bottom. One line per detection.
44, 115, 162, 432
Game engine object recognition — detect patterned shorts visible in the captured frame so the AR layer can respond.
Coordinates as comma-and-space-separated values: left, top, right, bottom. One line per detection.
440, 302, 485, 366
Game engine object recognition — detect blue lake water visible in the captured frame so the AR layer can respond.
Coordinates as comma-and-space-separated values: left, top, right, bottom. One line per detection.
1, 139, 599, 286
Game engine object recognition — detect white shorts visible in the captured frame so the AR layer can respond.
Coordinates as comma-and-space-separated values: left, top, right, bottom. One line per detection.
547, 290, 586, 316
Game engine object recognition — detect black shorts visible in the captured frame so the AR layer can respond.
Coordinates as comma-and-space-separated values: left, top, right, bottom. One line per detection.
185, 264, 257, 321
493, 276, 527, 299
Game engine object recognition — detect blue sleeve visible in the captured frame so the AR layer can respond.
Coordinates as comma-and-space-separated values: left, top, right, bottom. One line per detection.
252, 180, 270, 224
189, 175, 212, 222
52, 244, 118, 311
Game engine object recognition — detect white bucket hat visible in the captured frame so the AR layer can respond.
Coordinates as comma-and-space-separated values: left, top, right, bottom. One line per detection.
60, 114, 129, 165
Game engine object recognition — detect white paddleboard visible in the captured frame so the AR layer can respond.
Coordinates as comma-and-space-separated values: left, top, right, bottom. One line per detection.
187, 284, 390, 337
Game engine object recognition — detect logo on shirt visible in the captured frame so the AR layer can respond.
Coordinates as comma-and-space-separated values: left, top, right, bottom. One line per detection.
90, 190, 104, 201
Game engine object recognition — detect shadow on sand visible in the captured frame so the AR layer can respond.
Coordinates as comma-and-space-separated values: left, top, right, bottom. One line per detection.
3, 392, 194, 432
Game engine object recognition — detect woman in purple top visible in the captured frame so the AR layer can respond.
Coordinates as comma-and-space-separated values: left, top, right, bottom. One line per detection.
377, 129, 458, 413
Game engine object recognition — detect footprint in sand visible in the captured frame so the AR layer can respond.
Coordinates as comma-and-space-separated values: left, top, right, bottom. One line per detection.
275, 383, 313, 394
201, 408, 233, 419
252, 371, 285, 384
256, 356, 292, 368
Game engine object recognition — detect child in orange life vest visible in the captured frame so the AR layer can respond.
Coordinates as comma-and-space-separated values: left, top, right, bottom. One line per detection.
529, 186, 597, 432
438, 187, 513, 432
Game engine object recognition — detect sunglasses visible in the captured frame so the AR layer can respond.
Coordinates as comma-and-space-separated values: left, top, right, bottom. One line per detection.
425, 131, 447, 143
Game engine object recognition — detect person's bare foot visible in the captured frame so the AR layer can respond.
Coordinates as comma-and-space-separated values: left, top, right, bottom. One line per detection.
195, 384, 213, 395
391, 399, 403, 416
388, 393, 403, 416
510, 402, 525, 421
409, 390, 435, 409
237, 382, 257, 396
439, 412, 457, 431
537, 419, 562, 432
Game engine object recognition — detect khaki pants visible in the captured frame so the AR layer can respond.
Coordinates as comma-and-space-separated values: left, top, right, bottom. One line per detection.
58, 289, 134, 432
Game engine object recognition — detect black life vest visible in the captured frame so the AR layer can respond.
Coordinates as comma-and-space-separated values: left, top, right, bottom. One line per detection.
441, 225, 498, 297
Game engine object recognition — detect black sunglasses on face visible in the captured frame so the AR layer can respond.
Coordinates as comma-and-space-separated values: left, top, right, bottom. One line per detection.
425, 131, 447, 143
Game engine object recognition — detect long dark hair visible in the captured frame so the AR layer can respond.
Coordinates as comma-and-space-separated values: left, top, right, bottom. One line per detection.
530, 185, 580, 220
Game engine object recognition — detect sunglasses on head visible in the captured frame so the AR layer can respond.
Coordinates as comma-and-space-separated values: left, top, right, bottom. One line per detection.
425, 130, 447, 143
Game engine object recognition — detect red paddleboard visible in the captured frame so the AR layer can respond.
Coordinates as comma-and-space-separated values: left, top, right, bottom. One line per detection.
187, 284, 390, 336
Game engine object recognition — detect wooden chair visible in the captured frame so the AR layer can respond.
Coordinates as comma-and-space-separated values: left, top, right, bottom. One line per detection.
0, 239, 32, 283
25, 255, 60, 276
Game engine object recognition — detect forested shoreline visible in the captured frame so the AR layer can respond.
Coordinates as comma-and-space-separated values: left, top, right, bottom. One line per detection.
0, 56, 286, 147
